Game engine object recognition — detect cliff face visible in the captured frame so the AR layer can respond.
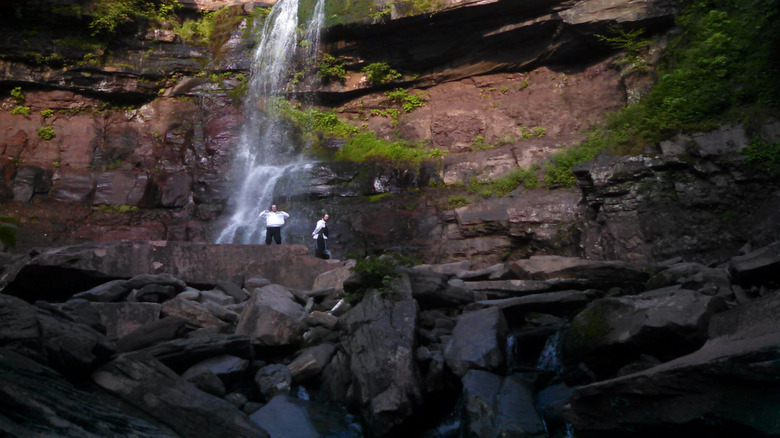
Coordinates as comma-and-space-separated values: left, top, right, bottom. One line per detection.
0, 0, 776, 267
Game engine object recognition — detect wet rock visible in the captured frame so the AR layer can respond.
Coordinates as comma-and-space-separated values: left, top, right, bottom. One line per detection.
93, 171, 149, 206
254, 363, 292, 401
444, 306, 507, 377
461, 370, 545, 438
182, 367, 226, 397
249, 395, 359, 438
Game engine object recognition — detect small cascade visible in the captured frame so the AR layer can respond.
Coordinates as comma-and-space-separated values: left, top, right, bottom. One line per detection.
536, 331, 563, 372
216, 0, 324, 244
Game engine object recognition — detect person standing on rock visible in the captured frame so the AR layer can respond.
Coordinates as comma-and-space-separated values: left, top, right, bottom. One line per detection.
260, 204, 289, 245
311, 213, 330, 259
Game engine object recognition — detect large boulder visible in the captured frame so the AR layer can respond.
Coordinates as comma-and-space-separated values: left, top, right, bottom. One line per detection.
235, 285, 306, 346
92, 353, 268, 437
562, 286, 726, 377
564, 290, 780, 437
0, 348, 173, 437
461, 370, 545, 438
323, 288, 423, 434
444, 306, 508, 377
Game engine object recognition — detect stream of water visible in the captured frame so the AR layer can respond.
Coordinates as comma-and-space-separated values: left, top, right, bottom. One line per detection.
216, 0, 324, 244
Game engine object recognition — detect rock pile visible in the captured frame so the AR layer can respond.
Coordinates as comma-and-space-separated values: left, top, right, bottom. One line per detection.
1, 239, 779, 436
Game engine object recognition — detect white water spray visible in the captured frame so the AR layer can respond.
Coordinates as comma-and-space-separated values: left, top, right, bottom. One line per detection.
216, 0, 324, 244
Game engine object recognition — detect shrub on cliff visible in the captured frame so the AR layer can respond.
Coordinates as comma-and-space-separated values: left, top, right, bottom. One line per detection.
544, 0, 780, 186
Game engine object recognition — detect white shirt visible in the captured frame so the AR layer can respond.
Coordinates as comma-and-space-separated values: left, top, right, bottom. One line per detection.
260, 210, 289, 227
312, 219, 328, 239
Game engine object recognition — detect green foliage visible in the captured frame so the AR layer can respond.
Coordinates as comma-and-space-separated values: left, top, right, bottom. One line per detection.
40, 109, 55, 118
347, 252, 416, 300
467, 167, 539, 198
271, 98, 361, 138
385, 88, 428, 113
90, 0, 181, 37
447, 195, 470, 209
10, 87, 24, 103
470, 135, 493, 151
542, 131, 609, 187
362, 62, 401, 85
335, 132, 445, 163
596, 26, 651, 71
538, 0, 780, 183
11, 106, 31, 117
371, 108, 400, 127
0, 216, 18, 249
743, 140, 780, 175
317, 53, 347, 82
38, 126, 56, 141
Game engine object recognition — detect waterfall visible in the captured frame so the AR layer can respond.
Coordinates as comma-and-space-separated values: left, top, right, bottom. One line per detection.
536, 331, 563, 372
216, 0, 324, 244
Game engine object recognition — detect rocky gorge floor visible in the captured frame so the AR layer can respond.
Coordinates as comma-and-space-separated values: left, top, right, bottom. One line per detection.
1, 237, 779, 436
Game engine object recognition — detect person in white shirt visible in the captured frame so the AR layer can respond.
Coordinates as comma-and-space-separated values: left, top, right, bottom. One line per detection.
259, 204, 290, 244
311, 213, 330, 259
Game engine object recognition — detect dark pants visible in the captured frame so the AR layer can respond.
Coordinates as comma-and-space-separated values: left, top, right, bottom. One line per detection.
315, 235, 329, 259
266, 227, 282, 244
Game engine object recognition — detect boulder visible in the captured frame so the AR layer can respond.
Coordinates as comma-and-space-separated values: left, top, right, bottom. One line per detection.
562, 286, 726, 377
161, 297, 225, 328
72, 280, 132, 302
249, 395, 359, 438
93, 353, 267, 437
133, 334, 252, 373
181, 354, 249, 387
254, 363, 292, 401
235, 285, 306, 346
91, 302, 162, 341
0, 348, 173, 437
461, 370, 545, 438
116, 316, 193, 353
288, 343, 336, 383
323, 289, 423, 434
444, 306, 508, 377
509, 256, 649, 290
729, 241, 780, 287
565, 291, 780, 436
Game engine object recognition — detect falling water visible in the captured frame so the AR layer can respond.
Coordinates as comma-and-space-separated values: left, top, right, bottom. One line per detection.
536, 331, 563, 372
216, 0, 324, 244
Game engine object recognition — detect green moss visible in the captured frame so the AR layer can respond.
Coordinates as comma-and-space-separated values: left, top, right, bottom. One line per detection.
335, 132, 444, 163
565, 304, 612, 352
743, 139, 780, 175
367, 193, 394, 202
